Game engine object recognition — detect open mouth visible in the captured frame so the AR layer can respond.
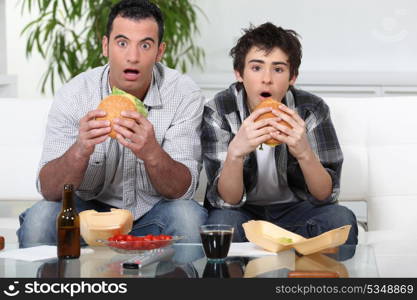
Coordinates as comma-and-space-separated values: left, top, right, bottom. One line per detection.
124, 69, 139, 75
260, 92, 271, 98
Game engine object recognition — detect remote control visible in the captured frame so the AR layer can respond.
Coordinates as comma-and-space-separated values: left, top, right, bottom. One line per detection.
122, 247, 175, 269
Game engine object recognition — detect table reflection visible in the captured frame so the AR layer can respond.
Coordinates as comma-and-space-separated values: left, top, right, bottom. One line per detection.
34, 244, 358, 278
245, 244, 357, 278
321, 244, 356, 261
37, 258, 80, 278
202, 261, 230, 278
155, 261, 199, 278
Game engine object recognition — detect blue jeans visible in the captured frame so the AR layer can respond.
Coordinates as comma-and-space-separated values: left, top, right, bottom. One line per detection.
17, 196, 207, 248
206, 201, 358, 244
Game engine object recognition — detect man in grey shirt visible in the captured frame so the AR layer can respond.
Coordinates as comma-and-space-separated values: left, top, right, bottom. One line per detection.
17, 0, 207, 247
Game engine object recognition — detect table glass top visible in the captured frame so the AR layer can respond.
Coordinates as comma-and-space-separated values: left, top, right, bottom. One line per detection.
0, 243, 378, 278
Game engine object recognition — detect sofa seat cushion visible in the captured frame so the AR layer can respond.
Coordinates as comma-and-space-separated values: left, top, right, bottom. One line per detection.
0, 98, 51, 200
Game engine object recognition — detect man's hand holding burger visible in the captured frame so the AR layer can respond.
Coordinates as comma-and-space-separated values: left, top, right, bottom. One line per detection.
113, 111, 161, 162
268, 104, 313, 161
228, 106, 279, 160
74, 110, 111, 159
251, 98, 313, 162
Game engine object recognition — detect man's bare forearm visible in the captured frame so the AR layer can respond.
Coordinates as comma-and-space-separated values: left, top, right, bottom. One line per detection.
298, 150, 332, 201
144, 148, 192, 199
39, 143, 90, 201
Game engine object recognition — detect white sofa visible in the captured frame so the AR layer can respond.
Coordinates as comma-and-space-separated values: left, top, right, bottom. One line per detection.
325, 96, 417, 232
0, 98, 51, 202
1, 96, 417, 242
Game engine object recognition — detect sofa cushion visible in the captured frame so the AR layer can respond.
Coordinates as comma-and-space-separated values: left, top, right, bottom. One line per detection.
367, 97, 417, 145
366, 97, 417, 230
0, 98, 52, 200
338, 145, 368, 201
326, 97, 369, 201
368, 195, 417, 231
325, 97, 370, 146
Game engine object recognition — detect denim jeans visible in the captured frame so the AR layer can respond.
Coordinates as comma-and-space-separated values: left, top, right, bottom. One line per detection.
206, 200, 358, 244
17, 196, 208, 248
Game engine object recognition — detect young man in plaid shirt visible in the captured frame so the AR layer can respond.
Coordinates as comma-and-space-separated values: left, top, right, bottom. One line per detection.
201, 22, 358, 244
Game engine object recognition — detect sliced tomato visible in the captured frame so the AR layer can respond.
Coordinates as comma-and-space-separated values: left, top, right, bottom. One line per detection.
113, 234, 125, 241
125, 235, 135, 242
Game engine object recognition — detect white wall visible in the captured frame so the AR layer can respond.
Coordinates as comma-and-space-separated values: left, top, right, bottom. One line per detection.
191, 0, 417, 73
189, 0, 417, 92
5, 0, 55, 99
3, 0, 417, 99
0, 0, 6, 74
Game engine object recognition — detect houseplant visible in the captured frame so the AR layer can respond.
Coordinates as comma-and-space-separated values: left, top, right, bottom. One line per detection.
20, 0, 205, 93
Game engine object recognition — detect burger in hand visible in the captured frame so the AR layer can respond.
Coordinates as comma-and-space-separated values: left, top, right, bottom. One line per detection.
96, 87, 148, 138
254, 98, 291, 147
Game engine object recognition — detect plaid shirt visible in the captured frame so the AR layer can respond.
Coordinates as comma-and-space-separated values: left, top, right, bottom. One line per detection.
201, 83, 343, 208
37, 63, 204, 220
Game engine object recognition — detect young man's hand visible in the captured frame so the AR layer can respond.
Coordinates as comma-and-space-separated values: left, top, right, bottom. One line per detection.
113, 110, 161, 162
228, 107, 279, 159
269, 105, 313, 161
75, 109, 111, 158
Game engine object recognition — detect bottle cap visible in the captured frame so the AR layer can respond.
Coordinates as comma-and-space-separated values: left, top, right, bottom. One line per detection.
64, 184, 74, 191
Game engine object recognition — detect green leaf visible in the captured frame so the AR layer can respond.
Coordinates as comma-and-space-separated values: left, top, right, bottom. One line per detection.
111, 87, 148, 117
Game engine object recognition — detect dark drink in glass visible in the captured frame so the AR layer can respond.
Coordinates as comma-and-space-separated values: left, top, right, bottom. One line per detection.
200, 224, 234, 261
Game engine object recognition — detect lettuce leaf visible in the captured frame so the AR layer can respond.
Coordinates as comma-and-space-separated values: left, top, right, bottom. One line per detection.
112, 87, 148, 118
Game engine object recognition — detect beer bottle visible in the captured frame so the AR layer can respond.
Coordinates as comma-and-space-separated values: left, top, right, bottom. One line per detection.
0, 235, 4, 250
56, 184, 80, 259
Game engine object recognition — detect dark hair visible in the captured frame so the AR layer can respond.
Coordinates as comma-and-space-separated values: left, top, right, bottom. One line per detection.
106, 0, 164, 44
230, 22, 302, 79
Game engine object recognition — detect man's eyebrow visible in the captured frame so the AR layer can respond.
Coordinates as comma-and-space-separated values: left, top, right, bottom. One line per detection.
248, 59, 265, 64
272, 61, 288, 66
113, 35, 155, 43
247, 59, 288, 66
114, 34, 129, 40
140, 37, 155, 43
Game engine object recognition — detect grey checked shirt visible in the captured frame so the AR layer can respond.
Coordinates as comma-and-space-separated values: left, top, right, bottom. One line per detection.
37, 63, 204, 220
201, 83, 343, 209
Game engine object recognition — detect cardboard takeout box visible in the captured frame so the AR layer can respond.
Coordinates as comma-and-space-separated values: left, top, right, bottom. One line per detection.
243, 220, 351, 255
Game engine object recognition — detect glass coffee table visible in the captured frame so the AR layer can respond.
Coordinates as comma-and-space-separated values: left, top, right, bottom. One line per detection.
0, 243, 378, 278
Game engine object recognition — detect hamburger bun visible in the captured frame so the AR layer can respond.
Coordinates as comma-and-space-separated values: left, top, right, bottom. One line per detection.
96, 87, 148, 139
254, 98, 291, 147
96, 95, 138, 138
